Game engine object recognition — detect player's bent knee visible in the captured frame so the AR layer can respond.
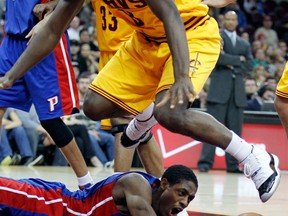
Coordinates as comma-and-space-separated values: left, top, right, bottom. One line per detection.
40, 118, 73, 148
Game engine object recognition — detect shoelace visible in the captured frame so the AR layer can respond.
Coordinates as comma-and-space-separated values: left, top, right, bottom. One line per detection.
244, 154, 266, 189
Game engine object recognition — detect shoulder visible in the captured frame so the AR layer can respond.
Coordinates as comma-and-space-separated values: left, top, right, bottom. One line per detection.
115, 172, 158, 191
117, 172, 151, 185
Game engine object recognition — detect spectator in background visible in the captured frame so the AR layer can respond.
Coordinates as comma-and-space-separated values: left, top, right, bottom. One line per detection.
253, 64, 269, 87
241, 31, 250, 43
198, 11, 253, 173
62, 115, 104, 168
245, 76, 258, 100
79, 28, 100, 58
2, 108, 40, 166
251, 40, 263, 55
67, 16, 82, 42
14, 107, 45, 166
72, 61, 80, 80
264, 76, 277, 89
278, 40, 288, 61
254, 15, 278, 48
70, 39, 80, 62
217, 14, 225, 31
246, 84, 276, 111
0, 128, 21, 166
253, 48, 269, 69
77, 42, 98, 74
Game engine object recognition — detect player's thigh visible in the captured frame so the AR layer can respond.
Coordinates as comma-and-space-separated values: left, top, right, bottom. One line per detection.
158, 18, 220, 95
90, 41, 159, 115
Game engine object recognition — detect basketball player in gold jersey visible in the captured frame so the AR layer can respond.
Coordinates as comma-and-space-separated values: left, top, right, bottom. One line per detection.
0, 0, 281, 203
91, 0, 164, 176
274, 62, 288, 137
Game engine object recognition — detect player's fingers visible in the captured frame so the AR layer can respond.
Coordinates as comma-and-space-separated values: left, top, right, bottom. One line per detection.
26, 30, 35, 46
156, 92, 170, 108
33, 5, 44, 20
26, 29, 33, 39
183, 88, 193, 103
177, 88, 184, 105
170, 89, 178, 109
190, 87, 198, 102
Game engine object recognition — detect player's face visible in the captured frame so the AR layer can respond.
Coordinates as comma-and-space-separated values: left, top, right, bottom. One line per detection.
158, 180, 197, 216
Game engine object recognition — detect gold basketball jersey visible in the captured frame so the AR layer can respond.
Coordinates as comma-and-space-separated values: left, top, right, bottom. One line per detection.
98, 0, 209, 43
91, 0, 134, 52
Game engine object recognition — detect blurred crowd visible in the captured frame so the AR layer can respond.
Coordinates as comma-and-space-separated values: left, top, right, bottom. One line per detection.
0, 0, 287, 166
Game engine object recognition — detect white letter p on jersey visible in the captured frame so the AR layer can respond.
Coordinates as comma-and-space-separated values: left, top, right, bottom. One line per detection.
47, 96, 58, 112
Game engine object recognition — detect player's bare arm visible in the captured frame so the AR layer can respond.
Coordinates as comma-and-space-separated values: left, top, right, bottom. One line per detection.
27, 0, 59, 45
113, 173, 156, 216
145, 0, 197, 109
0, 0, 84, 90
202, 0, 236, 8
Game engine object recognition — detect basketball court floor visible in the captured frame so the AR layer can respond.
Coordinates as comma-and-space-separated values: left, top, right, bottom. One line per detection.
1, 166, 287, 216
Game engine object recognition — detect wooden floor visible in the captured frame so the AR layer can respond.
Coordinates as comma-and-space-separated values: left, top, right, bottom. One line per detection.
1, 166, 287, 216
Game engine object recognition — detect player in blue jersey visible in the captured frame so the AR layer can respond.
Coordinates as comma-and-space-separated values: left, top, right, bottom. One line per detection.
0, 164, 198, 216
0, 0, 93, 188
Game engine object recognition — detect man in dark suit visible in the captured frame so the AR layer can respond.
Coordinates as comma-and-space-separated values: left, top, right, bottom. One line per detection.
198, 10, 254, 173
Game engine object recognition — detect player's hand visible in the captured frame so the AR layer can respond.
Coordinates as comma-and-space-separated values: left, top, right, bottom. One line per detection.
26, 13, 51, 45
33, 2, 55, 20
202, 0, 236, 8
0, 74, 15, 90
156, 75, 197, 109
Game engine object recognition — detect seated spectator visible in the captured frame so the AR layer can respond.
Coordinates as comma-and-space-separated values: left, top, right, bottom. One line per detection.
245, 84, 276, 111
278, 40, 288, 60
251, 40, 263, 56
77, 42, 99, 74
253, 64, 270, 87
254, 15, 279, 48
241, 31, 250, 43
79, 28, 100, 60
245, 76, 258, 100
90, 121, 115, 166
0, 128, 21, 166
72, 61, 80, 80
62, 115, 103, 168
253, 48, 269, 69
14, 106, 47, 166
2, 108, 41, 166
70, 39, 80, 62
67, 16, 82, 41
264, 76, 277, 89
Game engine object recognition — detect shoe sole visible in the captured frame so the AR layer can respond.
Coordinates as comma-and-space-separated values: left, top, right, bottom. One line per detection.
260, 154, 281, 202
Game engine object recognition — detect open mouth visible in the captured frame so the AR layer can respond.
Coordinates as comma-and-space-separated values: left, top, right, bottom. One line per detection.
170, 207, 183, 215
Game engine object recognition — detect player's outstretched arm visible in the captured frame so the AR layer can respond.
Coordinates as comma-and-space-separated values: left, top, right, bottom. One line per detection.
0, 0, 84, 90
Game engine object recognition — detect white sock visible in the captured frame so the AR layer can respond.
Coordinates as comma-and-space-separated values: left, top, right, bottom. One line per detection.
225, 131, 253, 163
77, 171, 93, 187
126, 103, 158, 140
